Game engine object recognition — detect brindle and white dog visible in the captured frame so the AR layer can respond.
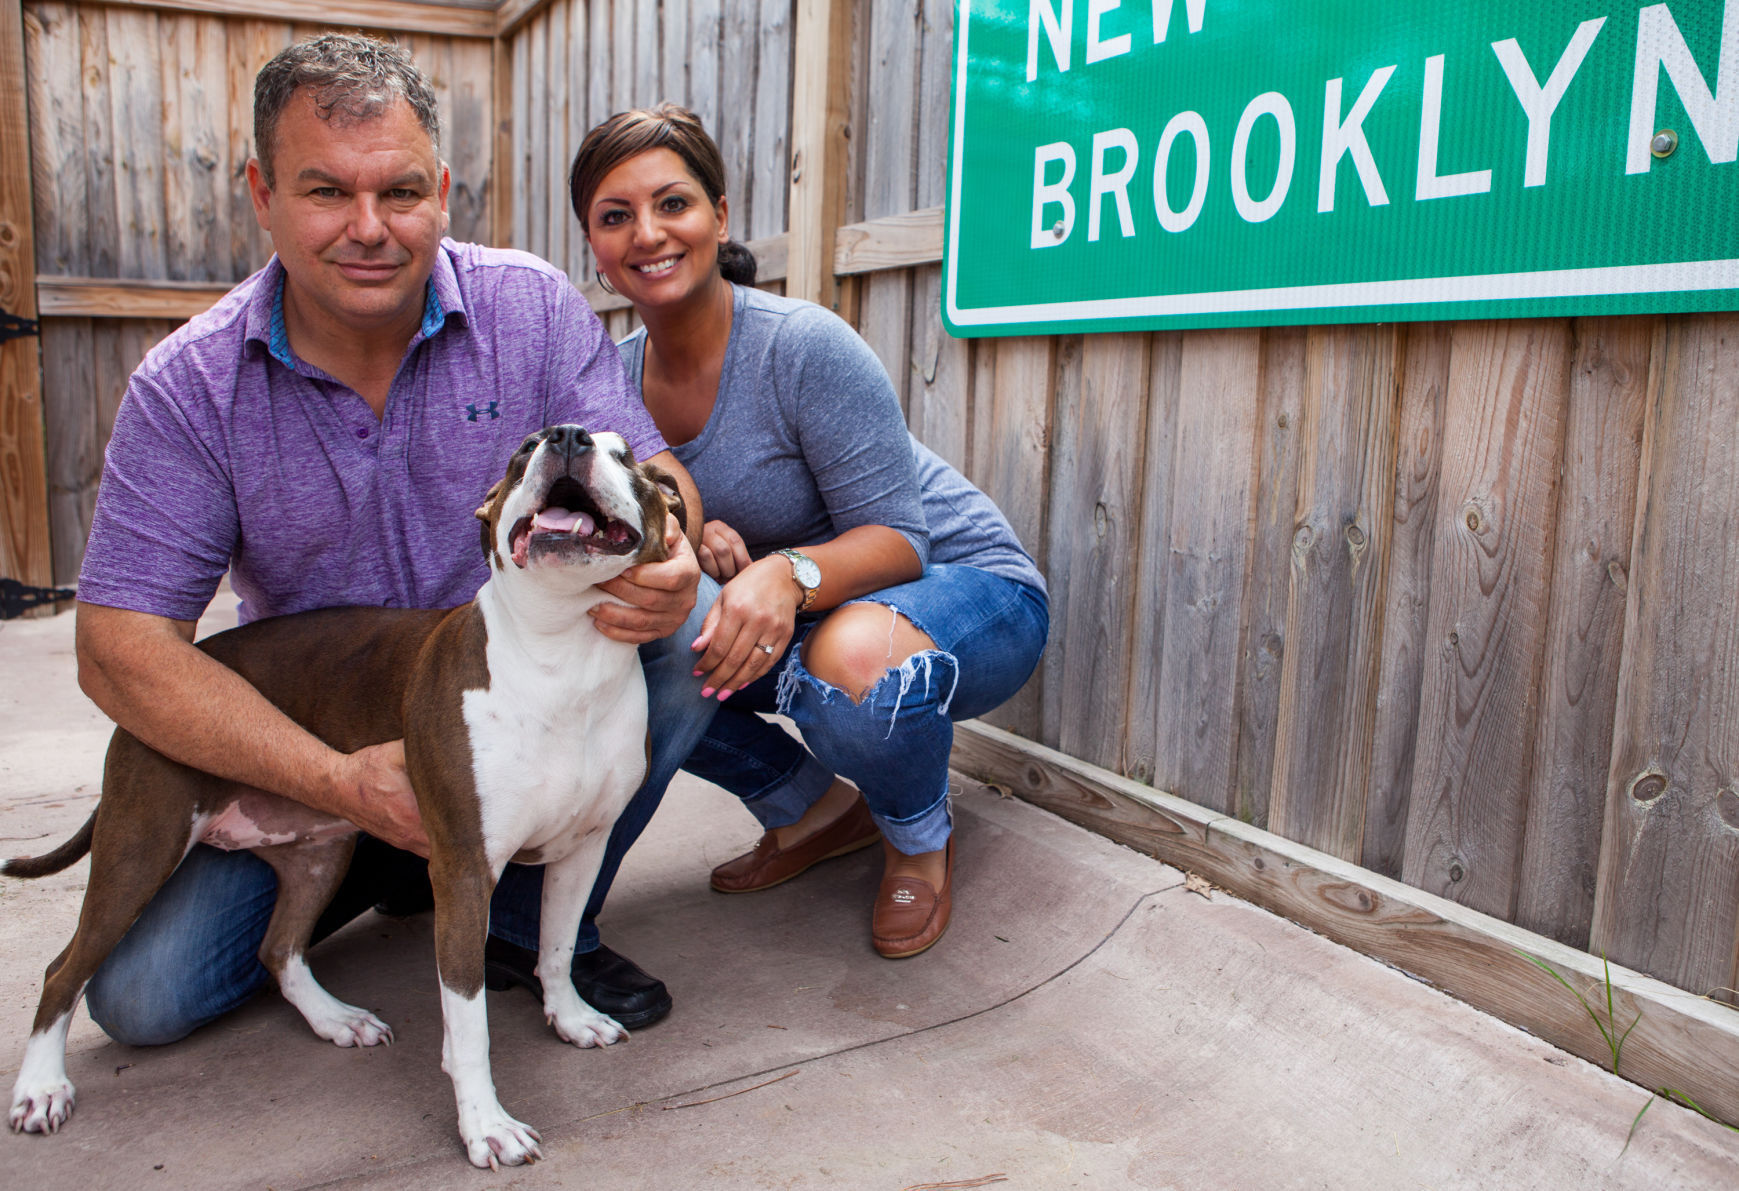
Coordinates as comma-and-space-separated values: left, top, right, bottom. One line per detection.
7, 424, 684, 1169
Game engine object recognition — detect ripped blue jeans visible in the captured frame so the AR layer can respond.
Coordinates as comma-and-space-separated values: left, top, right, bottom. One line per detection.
682, 564, 1049, 854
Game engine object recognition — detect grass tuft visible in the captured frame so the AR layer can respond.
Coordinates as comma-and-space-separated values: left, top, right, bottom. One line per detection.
1515, 949, 1639, 1073
1656, 1088, 1739, 1134
1518, 949, 1739, 1153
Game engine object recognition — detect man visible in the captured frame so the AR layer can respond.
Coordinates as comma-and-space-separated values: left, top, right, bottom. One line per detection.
71, 33, 714, 1041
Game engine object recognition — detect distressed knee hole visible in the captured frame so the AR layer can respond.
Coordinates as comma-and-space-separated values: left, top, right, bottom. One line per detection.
799, 602, 937, 703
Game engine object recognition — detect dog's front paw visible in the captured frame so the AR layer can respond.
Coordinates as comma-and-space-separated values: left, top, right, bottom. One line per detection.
546, 1005, 627, 1048
9, 1079, 76, 1134
310, 1003, 394, 1048
460, 1109, 543, 1170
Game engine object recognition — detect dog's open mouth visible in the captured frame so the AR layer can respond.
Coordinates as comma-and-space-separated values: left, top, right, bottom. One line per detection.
509, 475, 642, 567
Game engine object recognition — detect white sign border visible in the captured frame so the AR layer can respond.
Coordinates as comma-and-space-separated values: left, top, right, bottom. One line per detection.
943, 1, 1739, 329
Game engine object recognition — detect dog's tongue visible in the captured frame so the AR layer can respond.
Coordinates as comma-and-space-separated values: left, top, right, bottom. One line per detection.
533, 507, 596, 536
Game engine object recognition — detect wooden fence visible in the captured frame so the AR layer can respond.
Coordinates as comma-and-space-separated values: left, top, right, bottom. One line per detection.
9, 0, 496, 584
5, 0, 1737, 1120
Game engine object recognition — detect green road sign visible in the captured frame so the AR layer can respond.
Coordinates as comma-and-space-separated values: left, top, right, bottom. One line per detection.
941, 0, 1739, 336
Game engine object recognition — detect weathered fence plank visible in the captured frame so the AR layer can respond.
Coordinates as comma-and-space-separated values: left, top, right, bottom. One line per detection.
107, 6, 167, 280
78, 6, 117, 279
522, 13, 548, 255
688, 0, 721, 143
445, 34, 495, 247
749, 0, 789, 242
1362, 323, 1451, 877
1268, 326, 1399, 860
227, 20, 291, 276
1041, 332, 1150, 773
855, 0, 918, 407
908, 265, 968, 473
39, 319, 95, 585
1230, 326, 1304, 828
973, 336, 1055, 740
717, 0, 756, 237
162, 15, 228, 282
662, 0, 689, 109
914, 0, 950, 212
1514, 317, 1653, 949
634, 0, 658, 106
25, 3, 86, 278
1403, 321, 1570, 919
1122, 331, 1181, 787
1, 0, 51, 593
1592, 314, 1739, 1004
1150, 330, 1262, 814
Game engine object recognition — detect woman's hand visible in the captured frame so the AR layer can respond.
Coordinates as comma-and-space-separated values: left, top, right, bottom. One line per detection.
690, 555, 804, 699
697, 519, 752, 581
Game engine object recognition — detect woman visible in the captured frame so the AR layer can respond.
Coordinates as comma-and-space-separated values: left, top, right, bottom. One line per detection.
570, 105, 1047, 957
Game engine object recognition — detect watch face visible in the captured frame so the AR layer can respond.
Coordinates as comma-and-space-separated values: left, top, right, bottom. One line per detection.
789, 552, 821, 589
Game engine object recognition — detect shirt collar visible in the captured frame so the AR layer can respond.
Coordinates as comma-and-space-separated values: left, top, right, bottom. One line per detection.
244, 243, 467, 368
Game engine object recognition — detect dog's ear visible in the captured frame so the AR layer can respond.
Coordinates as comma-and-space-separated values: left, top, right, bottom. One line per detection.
474, 479, 504, 522
642, 464, 688, 538
476, 478, 507, 567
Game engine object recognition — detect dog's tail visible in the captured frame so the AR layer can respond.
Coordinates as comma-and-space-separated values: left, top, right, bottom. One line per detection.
2, 811, 96, 879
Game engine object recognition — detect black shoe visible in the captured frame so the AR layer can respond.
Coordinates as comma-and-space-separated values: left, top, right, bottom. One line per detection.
483, 937, 672, 1029
372, 875, 436, 918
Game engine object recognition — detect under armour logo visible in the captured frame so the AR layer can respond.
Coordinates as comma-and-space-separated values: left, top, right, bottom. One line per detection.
465, 401, 501, 422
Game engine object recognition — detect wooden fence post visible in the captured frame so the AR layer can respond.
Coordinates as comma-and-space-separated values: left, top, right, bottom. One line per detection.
491, 33, 514, 249
786, 0, 849, 308
0, 0, 51, 596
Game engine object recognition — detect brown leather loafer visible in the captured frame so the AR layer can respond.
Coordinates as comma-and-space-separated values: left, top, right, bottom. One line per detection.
871, 838, 954, 959
710, 797, 880, 893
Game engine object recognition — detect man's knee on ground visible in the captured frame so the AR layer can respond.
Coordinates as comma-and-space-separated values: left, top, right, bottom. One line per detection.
84, 963, 202, 1047
801, 603, 937, 703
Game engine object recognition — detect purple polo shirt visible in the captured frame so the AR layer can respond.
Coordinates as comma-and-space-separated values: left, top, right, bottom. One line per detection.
78, 239, 664, 624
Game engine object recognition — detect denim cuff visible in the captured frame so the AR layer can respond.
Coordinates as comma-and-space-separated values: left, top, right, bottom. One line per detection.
742, 751, 836, 830
873, 780, 954, 854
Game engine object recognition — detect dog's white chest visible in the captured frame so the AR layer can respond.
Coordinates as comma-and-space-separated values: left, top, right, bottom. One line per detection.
461, 627, 648, 868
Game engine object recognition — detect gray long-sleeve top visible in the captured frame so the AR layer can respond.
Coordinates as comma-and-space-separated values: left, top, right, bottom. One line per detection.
617, 284, 1045, 595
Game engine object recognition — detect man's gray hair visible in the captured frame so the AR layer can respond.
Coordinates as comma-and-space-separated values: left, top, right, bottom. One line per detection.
254, 33, 440, 187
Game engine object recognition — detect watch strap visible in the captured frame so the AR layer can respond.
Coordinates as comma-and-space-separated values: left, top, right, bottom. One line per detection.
775, 548, 820, 612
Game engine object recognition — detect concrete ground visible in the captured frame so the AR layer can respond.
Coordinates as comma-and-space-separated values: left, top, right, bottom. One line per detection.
3, 597, 1737, 1191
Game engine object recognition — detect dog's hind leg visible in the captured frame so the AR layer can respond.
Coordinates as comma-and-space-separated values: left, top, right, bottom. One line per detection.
9, 754, 197, 1134
535, 834, 627, 1048
253, 835, 392, 1047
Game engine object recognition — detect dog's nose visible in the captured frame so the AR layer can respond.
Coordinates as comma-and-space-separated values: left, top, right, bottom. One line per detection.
545, 425, 594, 461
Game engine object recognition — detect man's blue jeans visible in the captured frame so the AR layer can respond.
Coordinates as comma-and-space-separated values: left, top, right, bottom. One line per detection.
83, 580, 719, 1046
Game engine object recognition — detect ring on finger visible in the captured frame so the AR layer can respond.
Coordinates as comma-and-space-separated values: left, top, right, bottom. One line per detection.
756, 642, 776, 655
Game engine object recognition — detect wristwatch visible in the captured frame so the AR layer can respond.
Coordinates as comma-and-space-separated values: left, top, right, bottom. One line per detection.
775, 548, 821, 612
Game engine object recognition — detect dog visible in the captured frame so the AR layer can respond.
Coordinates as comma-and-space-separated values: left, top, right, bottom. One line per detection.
6, 424, 684, 1169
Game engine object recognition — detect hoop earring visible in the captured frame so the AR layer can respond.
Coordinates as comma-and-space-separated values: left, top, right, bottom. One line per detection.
595, 270, 618, 296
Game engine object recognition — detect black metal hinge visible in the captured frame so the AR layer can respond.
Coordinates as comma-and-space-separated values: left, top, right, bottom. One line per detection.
0, 578, 76, 620
0, 307, 41, 344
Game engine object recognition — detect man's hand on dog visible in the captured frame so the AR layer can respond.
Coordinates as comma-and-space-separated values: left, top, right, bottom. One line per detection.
329, 741, 429, 857
590, 513, 701, 644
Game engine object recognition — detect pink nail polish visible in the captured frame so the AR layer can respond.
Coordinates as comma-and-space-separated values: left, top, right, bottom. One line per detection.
718, 689, 734, 701
692, 669, 705, 678
700, 687, 715, 698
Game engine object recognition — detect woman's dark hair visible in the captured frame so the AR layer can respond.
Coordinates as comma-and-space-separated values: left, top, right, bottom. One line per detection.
569, 104, 757, 287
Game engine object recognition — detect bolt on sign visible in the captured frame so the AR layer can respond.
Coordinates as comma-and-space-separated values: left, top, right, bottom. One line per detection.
941, 0, 1739, 335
